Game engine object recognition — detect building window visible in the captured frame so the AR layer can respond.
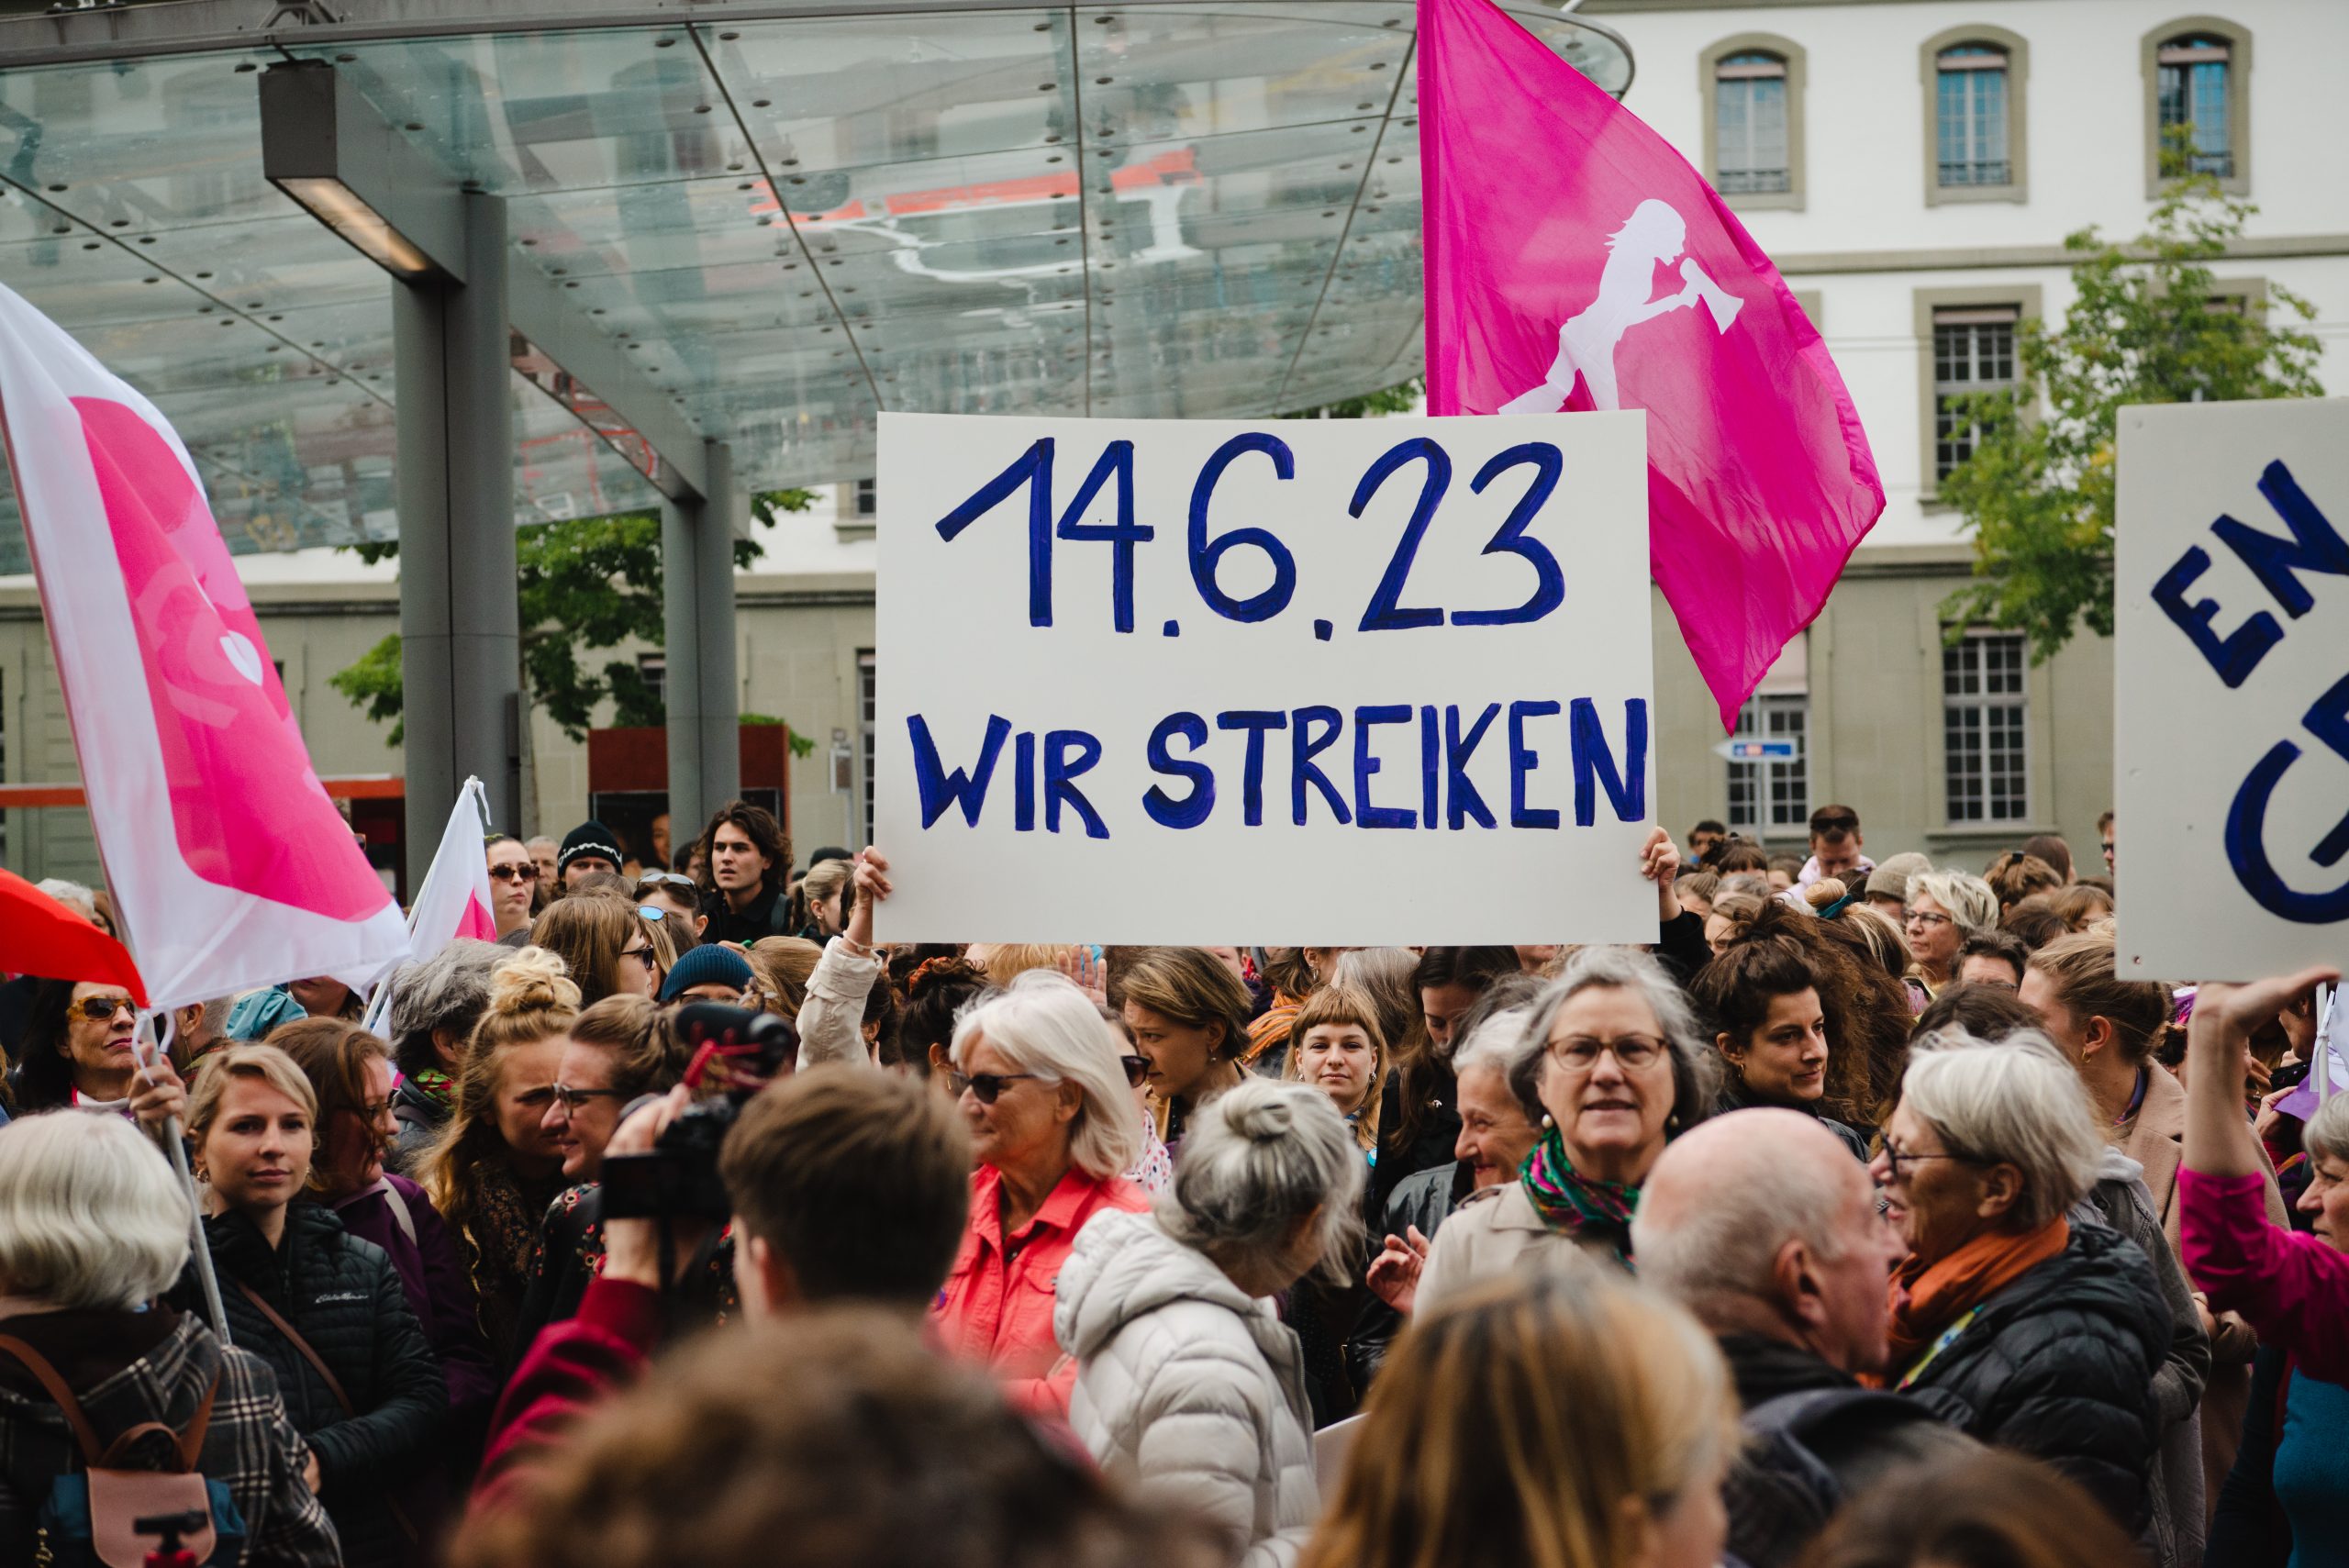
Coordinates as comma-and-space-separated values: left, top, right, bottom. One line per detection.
1932, 304, 2019, 484
1935, 45, 2010, 187
1726, 693, 1809, 834
853, 478, 877, 519
1700, 33, 1806, 211
637, 652, 666, 706
2141, 18, 2249, 196
2157, 35, 2233, 177
1920, 25, 2028, 204
1943, 632, 2029, 824
858, 649, 876, 845
1714, 53, 1789, 195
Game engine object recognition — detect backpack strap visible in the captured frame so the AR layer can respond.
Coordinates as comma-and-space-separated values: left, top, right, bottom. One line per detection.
0, 1334, 106, 1465
377, 1178, 417, 1248
0, 1335, 218, 1473
232, 1282, 355, 1419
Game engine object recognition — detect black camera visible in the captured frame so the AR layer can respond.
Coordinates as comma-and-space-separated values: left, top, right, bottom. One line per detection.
602, 1003, 797, 1223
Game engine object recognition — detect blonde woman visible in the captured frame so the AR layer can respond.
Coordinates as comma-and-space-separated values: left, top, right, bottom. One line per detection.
418, 949, 577, 1366
182, 1043, 446, 1567
1902, 870, 1999, 997
1303, 1266, 1736, 1568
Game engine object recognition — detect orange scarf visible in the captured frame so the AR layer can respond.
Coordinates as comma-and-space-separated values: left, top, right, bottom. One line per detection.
1868, 1216, 2070, 1387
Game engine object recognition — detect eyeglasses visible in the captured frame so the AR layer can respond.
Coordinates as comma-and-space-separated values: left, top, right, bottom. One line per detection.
621, 945, 658, 969
636, 872, 697, 895
1119, 1054, 1149, 1086
2100, 840, 2116, 855
950, 1071, 1039, 1105
1904, 909, 1954, 929
1546, 1033, 1666, 1072
72, 995, 136, 1022
487, 863, 539, 883
1877, 1135, 1983, 1183
551, 1084, 629, 1110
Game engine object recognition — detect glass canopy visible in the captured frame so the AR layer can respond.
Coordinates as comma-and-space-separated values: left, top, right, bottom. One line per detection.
0, 4, 1631, 573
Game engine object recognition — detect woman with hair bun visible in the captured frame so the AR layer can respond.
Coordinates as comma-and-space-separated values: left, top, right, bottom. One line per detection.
1057, 1078, 1364, 1566
418, 948, 577, 1366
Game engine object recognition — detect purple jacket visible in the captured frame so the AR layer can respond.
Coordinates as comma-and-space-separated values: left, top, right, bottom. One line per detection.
2179, 1166, 2349, 1386
332, 1173, 501, 1433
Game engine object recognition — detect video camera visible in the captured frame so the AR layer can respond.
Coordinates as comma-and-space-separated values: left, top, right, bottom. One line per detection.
602, 1003, 797, 1223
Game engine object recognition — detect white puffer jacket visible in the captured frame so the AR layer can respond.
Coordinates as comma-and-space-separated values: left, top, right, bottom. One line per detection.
1054, 1210, 1319, 1568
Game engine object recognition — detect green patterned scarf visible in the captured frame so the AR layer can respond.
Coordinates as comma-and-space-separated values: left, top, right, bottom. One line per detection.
1520, 1125, 1640, 1265
408, 1068, 456, 1110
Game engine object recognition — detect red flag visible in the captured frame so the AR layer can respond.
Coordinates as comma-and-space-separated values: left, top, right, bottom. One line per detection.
0, 868, 147, 1005
1419, 0, 1884, 728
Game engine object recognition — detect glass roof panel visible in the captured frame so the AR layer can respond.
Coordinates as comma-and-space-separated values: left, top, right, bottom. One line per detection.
0, 4, 1631, 573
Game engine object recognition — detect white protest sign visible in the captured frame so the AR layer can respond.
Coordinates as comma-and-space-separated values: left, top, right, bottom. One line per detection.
2115, 398, 2349, 980
874, 412, 1655, 945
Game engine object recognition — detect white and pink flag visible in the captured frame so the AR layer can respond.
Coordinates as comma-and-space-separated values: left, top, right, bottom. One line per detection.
1419, 0, 1885, 728
0, 280, 409, 1010
359, 777, 495, 1036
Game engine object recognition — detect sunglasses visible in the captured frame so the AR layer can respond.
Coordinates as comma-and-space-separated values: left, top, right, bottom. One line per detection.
1119, 1054, 1148, 1086
950, 1071, 1037, 1105
637, 872, 698, 894
487, 863, 540, 882
73, 995, 136, 1022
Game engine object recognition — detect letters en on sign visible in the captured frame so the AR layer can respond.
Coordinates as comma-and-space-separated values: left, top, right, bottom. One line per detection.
2115, 398, 2349, 981
873, 412, 1657, 946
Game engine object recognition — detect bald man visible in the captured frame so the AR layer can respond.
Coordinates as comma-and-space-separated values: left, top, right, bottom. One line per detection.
1633, 1109, 1976, 1568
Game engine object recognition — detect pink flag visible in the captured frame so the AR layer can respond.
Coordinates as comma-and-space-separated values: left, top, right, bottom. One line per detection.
1419, 0, 1884, 728
0, 280, 409, 1010
403, 777, 501, 956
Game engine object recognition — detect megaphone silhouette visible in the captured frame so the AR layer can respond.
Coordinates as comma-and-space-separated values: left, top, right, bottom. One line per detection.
1678, 259, 1743, 333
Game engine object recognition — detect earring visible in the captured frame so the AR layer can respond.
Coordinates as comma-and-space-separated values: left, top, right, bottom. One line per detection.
1541, 1113, 1554, 1129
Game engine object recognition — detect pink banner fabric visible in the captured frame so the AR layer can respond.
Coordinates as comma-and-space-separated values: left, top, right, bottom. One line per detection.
1418, 0, 1885, 728
406, 777, 501, 958
0, 280, 408, 1010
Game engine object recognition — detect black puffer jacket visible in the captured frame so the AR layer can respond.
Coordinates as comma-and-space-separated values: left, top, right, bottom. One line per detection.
174, 1203, 448, 1568
1898, 1221, 2170, 1531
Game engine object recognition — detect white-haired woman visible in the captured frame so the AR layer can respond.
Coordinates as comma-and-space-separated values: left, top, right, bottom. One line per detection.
1871, 1030, 2170, 1530
931, 970, 1149, 1419
0, 1110, 340, 1568
1416, 949, 1716, 1312
1056, 1079, 1363, 1568
1903, 870, 1999, 997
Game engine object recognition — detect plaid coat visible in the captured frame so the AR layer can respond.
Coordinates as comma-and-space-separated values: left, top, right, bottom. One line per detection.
0, 1307, 340, 1568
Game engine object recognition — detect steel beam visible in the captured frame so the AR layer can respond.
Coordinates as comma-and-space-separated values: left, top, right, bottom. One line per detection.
661, 495, 706, 846
394, 190, 522, 884
694, 440, 743, 808
507, 261, 710, 504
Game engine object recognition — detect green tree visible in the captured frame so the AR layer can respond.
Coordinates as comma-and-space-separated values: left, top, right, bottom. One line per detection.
1280, 377, 1425, 420
330, 489, 818, 751
1941, 167, 2323, 659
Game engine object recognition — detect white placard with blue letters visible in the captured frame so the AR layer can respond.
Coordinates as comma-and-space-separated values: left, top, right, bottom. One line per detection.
873, 411, 1657, 945
2116, 398, 2349, 980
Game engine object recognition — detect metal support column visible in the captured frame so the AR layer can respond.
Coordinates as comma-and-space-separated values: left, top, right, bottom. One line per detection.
694, 439, 742, 809
395, 190, 519, 886
661, 495, 706, 846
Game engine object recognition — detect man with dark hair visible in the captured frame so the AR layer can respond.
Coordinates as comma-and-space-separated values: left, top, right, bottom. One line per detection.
1956, 928, 2031, 991
1797, 804, 1871, 888
2098, 808, 2116, 875
695, 799, 796, 945
2021, 833, 2075, 884
472, 1065, 971, 1515
1687, 817, 1729, 868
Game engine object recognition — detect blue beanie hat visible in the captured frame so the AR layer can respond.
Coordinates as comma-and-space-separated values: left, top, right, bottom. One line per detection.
661, 943, 756, 1003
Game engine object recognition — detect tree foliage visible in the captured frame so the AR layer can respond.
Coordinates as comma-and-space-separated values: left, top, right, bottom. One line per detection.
1280, 377, 1425, 419
330, 489, 818, 749
1941, 166, 2323, 659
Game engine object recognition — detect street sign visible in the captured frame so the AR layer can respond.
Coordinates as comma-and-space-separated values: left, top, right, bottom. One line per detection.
1712, 738, 1800, 762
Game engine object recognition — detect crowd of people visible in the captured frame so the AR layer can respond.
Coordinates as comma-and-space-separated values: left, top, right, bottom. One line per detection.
0, 795, 2343, 1568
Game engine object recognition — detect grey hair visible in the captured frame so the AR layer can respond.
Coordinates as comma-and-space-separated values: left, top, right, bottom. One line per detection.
1899, 1028, 2104, 1229
0, 1110, 191, 1309
1158, 1078, 1364, 1285
1452, 1006, 1532, 1083
1631, 1114, 1867, 1318
1719, 873, 1771, 900
385, 939, 507, 1077
950, 971, 1141, 1181
2305, 1092, 2349, 1167
1909, 870, 1999, 936
34, 878, 95, 923
1505, 948, 1719, 1130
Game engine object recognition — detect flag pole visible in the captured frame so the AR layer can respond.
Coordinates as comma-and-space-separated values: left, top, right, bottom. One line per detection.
136, 1011, 231, 1346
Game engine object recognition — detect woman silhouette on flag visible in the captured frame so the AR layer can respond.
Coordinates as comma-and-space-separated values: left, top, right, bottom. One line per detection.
1501, 200, 1717, 415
